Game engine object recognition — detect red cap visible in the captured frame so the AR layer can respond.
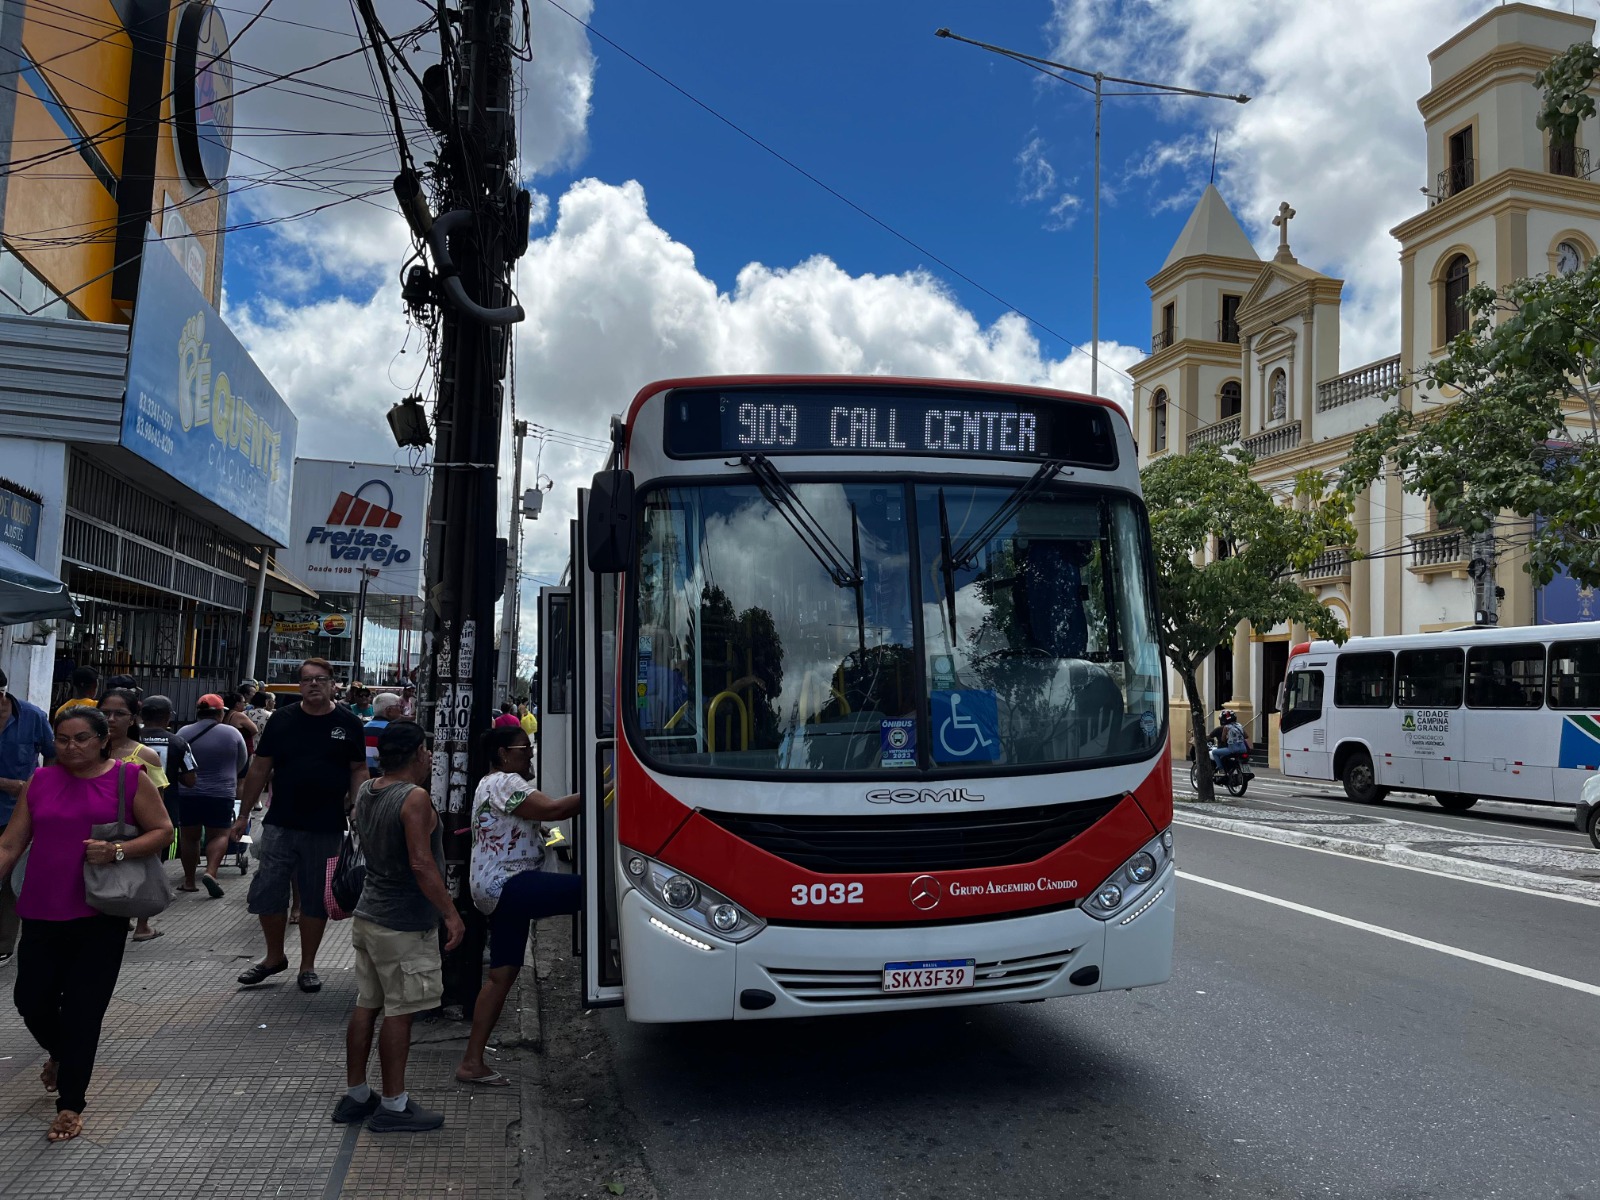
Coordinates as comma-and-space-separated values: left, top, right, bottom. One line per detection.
198, 693, 226, 710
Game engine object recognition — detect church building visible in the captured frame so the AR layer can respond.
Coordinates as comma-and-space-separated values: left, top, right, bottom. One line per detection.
1129, 3, 1600, 759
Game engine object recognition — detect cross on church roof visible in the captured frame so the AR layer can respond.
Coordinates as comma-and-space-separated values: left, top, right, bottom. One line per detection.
1272, 201, 1296, 262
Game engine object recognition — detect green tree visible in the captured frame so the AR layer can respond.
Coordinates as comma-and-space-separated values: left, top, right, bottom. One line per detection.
1343, 43, 1600, 590
1343, 256, 1600, 589
1142, 445, 1353, 801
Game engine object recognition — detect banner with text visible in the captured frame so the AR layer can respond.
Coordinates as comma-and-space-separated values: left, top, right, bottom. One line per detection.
121, 226, 298, 545
277, 458, 428, 598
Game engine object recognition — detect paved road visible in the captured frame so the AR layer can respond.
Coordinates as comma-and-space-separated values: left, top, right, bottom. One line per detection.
538, 820, 1600, 1200
1196, 769, 1591, 849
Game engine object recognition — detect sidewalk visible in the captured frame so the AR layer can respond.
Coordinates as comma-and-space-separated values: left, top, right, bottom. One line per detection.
0, 852, 538, 1200
1178, 766, 1600, 901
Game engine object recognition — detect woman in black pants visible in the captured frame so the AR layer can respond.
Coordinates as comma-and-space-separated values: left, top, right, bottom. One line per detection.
0, 706, 172, 1142
455, 724, 579, 1086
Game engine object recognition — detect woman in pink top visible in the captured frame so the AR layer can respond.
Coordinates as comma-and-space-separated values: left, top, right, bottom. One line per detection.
0, 705, 171, 1143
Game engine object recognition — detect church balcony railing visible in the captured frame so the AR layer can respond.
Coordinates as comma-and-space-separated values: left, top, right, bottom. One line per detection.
1152, 329, 1176, 353
1435, 158, 1475, 202
1186, 415, 1240, 452
1241, 420, 1302, 459
1549, 143, 1592, 179
1299, 546, 1351, 585
1407, 528, 1470, 579
1316, 354, 1402, 411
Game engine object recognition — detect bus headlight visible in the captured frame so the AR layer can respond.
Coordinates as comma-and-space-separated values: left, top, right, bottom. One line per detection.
1084, 831, 1172, 922
621, 847, 766, 943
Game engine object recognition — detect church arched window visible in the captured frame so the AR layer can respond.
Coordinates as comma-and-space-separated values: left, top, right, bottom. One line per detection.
1219, 380, 1241, 420
1150, 389, 1168, 453
1442, 254, 1471, 341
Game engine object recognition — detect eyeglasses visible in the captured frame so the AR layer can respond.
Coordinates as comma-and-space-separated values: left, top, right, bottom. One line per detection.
102, 709, 133, 719
54, 731, 104, 747
505, 743, 533, 753
301, 674, 333, 685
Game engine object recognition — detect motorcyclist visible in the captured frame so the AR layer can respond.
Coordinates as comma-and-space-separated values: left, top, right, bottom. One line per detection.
1208, 710, 1252, 776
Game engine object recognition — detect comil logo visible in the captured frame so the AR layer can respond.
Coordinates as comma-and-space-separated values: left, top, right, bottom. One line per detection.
305, 479, 412, 566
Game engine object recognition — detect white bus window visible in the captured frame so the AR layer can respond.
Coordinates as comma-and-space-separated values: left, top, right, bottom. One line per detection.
1334, 652, 1392, 708
1466, 644, 1544, 709
1548, 640, 1600, 710
1280, 670, 1324, 732
1395, 647, 1464, 709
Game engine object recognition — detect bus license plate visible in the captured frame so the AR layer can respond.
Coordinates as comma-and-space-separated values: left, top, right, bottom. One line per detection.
882, 959, 976, 993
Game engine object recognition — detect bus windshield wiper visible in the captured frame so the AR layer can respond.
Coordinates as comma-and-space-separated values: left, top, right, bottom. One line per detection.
949, 460, 1065, 571
738, 454, 863, 588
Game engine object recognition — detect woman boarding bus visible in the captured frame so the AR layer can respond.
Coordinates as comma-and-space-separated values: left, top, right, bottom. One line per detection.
546, 376, 1175, 1021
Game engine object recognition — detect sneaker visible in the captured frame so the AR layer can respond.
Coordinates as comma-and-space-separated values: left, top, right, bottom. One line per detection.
367, 1099, 445, 1133
331, 1093, 380, 1124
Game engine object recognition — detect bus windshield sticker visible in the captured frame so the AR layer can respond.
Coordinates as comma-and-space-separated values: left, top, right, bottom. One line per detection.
880, 718, 917, 768
930, 653, 957, 691
1139, 710, 1158, 739
930, 690, 1000, 764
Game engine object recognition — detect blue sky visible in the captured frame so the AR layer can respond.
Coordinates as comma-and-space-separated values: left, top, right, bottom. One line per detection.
216, 0, 1596, 664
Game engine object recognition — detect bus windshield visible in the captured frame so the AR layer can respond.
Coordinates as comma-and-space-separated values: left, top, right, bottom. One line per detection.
630, 479, 1164, 775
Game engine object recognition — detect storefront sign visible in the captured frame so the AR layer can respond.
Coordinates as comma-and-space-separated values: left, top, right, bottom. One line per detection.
173, 0, 234, 190
272, 610, 351, 638
0, 485, 41, 558
122, 225, 297, 545
278, 459, 427, 597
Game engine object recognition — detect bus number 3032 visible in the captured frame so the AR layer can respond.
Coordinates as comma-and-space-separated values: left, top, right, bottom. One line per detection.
792, 882, 865, 905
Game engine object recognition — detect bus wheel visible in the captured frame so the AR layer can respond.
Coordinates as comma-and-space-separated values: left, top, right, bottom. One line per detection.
1435, 792, 1478, 813
1588, 808, 1600, 851
1341, 750, 1386, 804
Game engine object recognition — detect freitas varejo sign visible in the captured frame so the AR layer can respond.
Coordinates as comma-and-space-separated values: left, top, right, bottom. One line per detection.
278, 459, 428, 598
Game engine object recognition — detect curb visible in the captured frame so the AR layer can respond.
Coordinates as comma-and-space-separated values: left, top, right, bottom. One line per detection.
1175, 805, 1600, 903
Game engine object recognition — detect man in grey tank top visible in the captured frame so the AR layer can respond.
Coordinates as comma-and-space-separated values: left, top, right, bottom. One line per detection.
332, 722, 464, 1133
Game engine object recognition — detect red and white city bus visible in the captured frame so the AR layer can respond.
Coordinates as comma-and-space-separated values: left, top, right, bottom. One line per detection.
538, 376, 1174, 1021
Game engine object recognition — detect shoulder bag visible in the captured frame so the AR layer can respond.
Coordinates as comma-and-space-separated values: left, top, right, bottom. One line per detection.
84, 761, 174, 918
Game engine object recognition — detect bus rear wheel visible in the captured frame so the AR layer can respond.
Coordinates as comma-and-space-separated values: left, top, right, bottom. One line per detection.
1588, 807, 1600, 851
1341, 750, 1386, 804
1435, 792, 1478, 813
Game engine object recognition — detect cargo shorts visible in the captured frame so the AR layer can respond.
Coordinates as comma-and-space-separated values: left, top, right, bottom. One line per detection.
350, 917, 443, 1017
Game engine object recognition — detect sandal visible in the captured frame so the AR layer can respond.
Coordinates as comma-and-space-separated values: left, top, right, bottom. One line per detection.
177, 884, 200, 893
47, 1110, 82, 1143
455, 1070, 511, 1087
297, 970, 322, 993
237, 959, 289, 986
132, 928, 165, 943
201, 875, 224, 899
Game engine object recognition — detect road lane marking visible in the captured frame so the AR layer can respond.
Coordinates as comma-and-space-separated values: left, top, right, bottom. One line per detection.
1174, 820, 1600, 908
1178, 870, 1600, 998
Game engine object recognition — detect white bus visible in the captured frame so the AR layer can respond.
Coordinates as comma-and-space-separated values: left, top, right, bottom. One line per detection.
1279, 621, 1600, 822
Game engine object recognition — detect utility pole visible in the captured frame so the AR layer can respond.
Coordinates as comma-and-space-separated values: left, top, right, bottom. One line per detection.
410, 0, 529, 1012
350, 566, 379, 683
496, 418, 528, 706
1471, 525, 1500, 626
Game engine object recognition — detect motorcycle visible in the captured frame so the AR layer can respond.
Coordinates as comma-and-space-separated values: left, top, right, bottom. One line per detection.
1190, 753, 1252, 797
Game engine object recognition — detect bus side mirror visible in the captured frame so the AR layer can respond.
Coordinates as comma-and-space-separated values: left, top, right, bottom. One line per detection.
586, 469, 636, 574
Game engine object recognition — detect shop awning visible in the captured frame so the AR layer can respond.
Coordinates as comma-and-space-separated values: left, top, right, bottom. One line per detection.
0, 542, 79, 624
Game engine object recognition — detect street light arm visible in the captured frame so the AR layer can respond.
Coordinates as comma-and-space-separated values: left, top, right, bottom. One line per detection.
936, 27, 1250, 104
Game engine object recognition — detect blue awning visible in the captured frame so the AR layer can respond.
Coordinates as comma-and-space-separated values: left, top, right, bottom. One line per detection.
0, 542, 78, 624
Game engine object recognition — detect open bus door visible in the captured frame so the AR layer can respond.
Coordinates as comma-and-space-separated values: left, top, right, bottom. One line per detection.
572, 491, 624, 1006
535, 584, 574, 856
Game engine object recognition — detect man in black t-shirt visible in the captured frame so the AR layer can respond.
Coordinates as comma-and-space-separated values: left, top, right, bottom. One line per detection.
231, 657, 368, 994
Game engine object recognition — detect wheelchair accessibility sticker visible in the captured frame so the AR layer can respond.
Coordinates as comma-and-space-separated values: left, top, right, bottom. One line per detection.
931, 690, 1000, 764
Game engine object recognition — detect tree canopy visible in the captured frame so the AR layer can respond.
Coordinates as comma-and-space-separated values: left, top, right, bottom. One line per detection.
1142, 445, 1353, 800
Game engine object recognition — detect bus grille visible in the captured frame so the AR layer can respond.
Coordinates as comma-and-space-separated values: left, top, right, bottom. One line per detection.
766, 945, 1080, 1004
699, 796, 1122, 874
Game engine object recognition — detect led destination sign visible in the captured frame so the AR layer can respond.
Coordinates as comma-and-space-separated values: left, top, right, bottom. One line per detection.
663, 387, 1118, 468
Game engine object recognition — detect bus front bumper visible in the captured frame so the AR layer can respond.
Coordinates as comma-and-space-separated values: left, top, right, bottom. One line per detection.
616, 864, 1175, 1023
